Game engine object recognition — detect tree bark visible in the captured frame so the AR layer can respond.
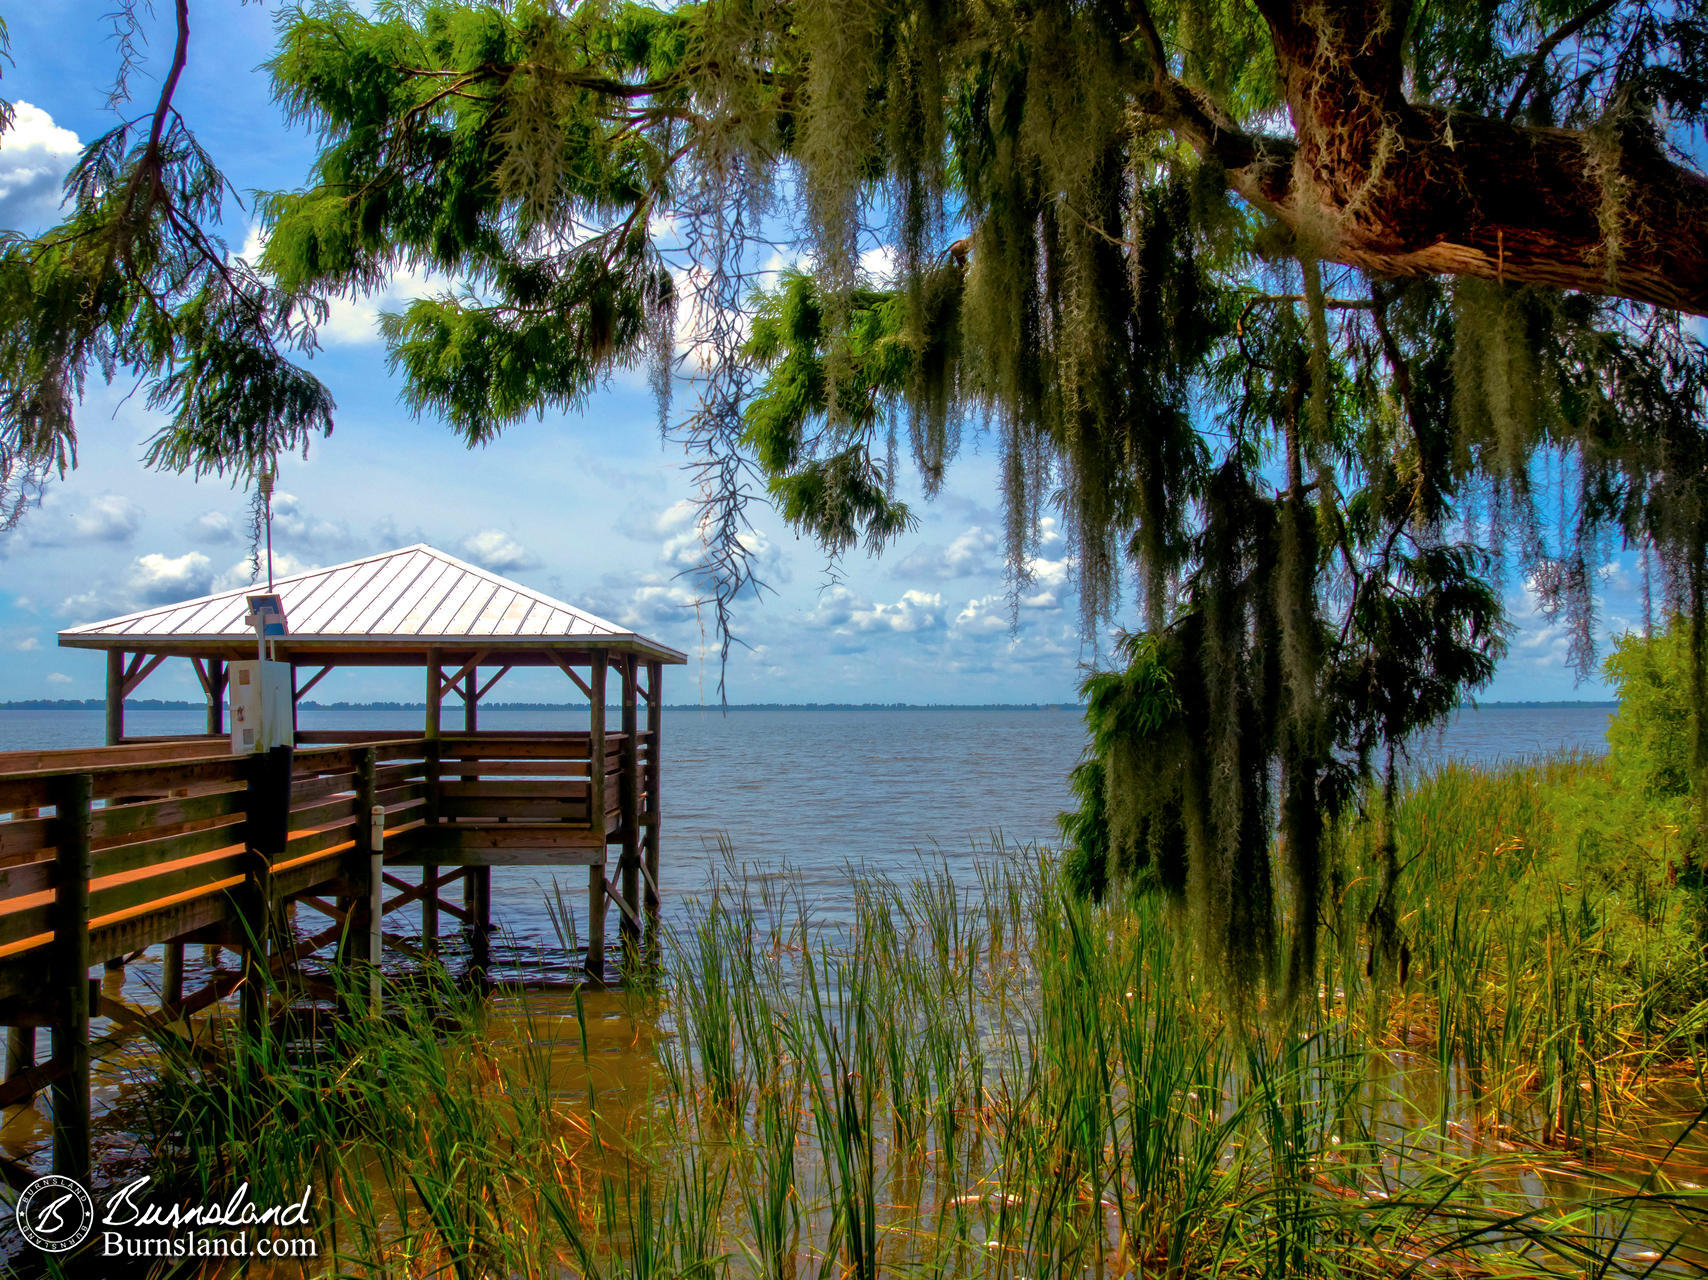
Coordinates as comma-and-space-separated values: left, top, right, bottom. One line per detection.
1156, 0, 1708, 316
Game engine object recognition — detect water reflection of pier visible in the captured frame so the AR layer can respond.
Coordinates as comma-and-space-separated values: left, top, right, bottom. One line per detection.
0, 545, 682, 1181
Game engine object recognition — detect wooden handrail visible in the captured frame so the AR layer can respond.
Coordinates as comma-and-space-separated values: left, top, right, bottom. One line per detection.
0, 723, 654, 1180
0, 729, 622, 960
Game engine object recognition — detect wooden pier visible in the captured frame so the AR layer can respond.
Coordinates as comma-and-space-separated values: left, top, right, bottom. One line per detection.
0, 546, 683, 1182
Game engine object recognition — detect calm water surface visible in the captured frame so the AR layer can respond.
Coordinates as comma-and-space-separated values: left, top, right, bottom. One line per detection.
0, 703, 1613, 952
8, 700, 1691, 1255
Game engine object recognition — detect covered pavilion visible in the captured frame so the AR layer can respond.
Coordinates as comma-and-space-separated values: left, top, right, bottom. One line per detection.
0, 545, 685, 1178
58, 542, 685, 747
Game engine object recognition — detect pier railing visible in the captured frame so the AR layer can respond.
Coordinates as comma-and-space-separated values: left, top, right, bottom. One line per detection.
0, 728, 655, 1179
0, 741, 414, 979
0, 731, 638, 982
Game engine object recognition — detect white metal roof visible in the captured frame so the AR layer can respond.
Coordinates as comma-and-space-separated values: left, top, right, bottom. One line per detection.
58, 544, 686, 662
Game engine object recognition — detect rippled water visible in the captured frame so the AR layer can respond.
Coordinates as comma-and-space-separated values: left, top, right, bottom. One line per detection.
0, 702, 1613, 952
6, 700, 1688, 1253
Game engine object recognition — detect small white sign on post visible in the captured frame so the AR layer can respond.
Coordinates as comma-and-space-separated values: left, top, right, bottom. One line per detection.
228, 660, 293, 754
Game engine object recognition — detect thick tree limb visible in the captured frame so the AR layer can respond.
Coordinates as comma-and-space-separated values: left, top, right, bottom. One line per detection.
1157, 0, 1708, 316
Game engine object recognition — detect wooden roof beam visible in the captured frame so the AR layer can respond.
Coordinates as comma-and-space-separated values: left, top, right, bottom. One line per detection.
120, 654, 167, 699
292, 665, 335, 704
435, 651, 489, 701
475, 664, 513, 701
545, 651, 594, 702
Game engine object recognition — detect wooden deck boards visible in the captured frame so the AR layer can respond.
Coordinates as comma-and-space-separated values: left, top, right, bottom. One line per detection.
0, 726, 662, 1179
0, 729, 647, 991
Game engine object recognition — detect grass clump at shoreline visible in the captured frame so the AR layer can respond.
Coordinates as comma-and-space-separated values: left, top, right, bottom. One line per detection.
1336, 754, 1708, 1147
116, 783, 1708, 1279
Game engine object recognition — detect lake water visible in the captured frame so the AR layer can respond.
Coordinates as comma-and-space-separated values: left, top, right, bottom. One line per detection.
0, 702, 1614, 962
0, 701, 1645, 1202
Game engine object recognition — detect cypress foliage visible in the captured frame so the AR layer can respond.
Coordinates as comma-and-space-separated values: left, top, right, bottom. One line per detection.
4, 0, 1708, 994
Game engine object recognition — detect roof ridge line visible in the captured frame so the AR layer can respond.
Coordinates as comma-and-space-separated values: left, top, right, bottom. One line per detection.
55, 543, 648, 650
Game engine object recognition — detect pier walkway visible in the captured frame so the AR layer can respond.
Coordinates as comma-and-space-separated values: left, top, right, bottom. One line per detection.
0, 545, 683, 1183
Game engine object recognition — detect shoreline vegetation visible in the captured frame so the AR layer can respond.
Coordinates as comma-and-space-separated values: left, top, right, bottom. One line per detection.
116, 748, 1706, 1277
24, 637, 1702, 1275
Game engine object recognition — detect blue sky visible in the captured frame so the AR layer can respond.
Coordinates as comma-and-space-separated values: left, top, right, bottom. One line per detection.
0, 4, 1641, 706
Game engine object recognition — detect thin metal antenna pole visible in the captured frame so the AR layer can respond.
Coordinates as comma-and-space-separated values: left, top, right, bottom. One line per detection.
263, 475, 275, 590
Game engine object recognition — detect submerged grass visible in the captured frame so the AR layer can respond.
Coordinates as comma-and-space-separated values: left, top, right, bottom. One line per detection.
113, 758, 1708, 1278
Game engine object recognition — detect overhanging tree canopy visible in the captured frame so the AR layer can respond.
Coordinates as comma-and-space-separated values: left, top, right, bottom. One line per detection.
3, 0, 1707, 994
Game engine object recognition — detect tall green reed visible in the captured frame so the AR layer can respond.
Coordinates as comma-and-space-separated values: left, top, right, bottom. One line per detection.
124, 786, 1708, 1279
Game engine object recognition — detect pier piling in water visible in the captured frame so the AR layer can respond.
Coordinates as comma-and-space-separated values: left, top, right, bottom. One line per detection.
0, 544, 682, 1176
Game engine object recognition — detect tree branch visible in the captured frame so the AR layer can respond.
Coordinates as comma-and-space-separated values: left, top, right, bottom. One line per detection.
1126, 0, 1168, 86
147, 0, 190, 157
1151, 0, 1708, 315
1503, 0, 1621, 124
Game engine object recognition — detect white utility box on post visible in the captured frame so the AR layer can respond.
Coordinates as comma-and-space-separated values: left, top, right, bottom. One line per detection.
231, 590, 294, 753
229, 660, 293, 753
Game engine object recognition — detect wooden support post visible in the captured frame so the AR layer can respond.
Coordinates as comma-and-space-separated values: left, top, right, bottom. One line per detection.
241, 746, 293, 1040
462, 668, 481, 934
5, 1026, 34, 1079
206, 658, 226, 737
50, 773, 92, 1181
162, 943, 185, 1014
367, 843, 383, 1013
644, 658, 663, 927
105, 650, 125, 745
589, 653, 607, 830
425, 649, 444, 740
422, 649, 442, 952
291, 663, 333, 705
157, 937, 187, 1081
469, 866, 491, 984
339, 749, 380, 1016
619, 654, 641, 947
5, 1025, 37, 1118
420, 833, 439, 949
361, 779, 386, 1016
586, 864, 607, 980
587, 653, 607, 971
4, 1025, 36, 1118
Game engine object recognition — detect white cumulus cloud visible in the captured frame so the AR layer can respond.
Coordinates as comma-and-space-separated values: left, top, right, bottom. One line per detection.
265, 490, 361, 554
0, 491, 143, 552
847, 589, 944, 633
659, 501, 785, 593
579, 572, 704, 640
0, 102, 80, 230
462, 529, 540, 574
953, 594, 1010, 637
1025, 555, 1072, 589
187, 510, 239, 543
131, 551, 215, 604
214, 551, 320, 593
68, 493, 144, 543
59, 550, 215, 621
895, 525, 1000, 581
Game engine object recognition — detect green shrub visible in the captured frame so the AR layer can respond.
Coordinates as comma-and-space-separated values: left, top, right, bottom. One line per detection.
1605, 619, 1708, 953
1605, 620, 1703, 801
1057, 756, 1110, 902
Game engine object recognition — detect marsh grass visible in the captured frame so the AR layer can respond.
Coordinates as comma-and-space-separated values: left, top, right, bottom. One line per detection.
119, 759, 1708, 1278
